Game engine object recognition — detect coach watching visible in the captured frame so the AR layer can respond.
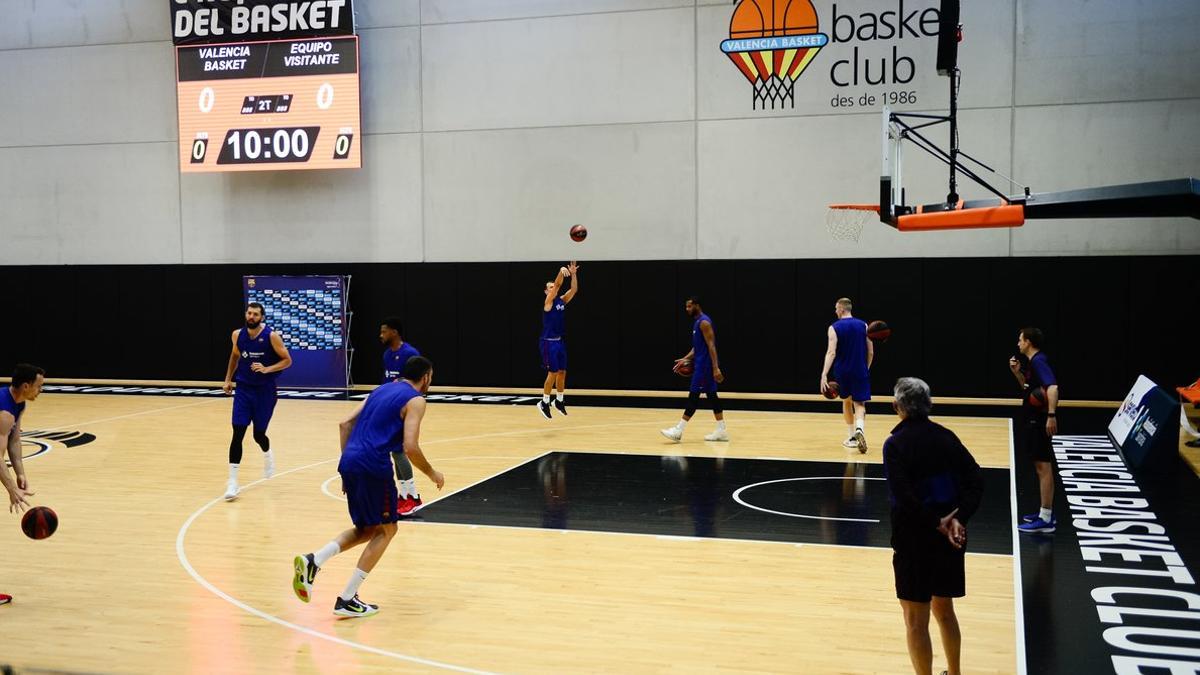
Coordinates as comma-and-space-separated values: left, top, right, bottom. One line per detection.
883, 377, 984, 675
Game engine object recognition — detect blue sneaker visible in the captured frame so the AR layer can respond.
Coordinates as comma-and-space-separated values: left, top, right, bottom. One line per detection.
1020, 512, 1040, 524
1018, 516, 1056, 534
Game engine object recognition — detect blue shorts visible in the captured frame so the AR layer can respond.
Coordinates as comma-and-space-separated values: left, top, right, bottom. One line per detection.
834, 371, 871, 402
342, 471, 399, 527
232, 383, 277, 429
690, 366, 718, 394
540, 339, 567, 372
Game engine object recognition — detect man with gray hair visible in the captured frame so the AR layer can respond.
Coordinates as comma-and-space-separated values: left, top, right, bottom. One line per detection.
883, 377, 983, 675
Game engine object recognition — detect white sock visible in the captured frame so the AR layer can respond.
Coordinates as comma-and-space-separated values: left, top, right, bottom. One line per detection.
542, 394, 550, 404
229, 464, 239, 481
716, 420, 726, 431
401, 479, 418, 500
264, 449, 274, 461
846, 424, 855, 438
855, 419, 865, 434
1039, 507, 1053, 522
676, 419, 688, 431
340, 568, 369, 601
556, 392, 564, 402
314, 541, 340, 567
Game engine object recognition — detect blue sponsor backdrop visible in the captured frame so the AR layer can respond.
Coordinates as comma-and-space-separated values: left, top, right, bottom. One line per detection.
243, 275, 349, 388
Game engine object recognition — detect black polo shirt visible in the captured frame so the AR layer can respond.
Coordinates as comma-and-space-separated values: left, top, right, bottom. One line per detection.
883, 415, 984, 553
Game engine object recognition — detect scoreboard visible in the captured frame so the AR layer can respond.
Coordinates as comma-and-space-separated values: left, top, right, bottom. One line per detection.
176, 36, 361, 172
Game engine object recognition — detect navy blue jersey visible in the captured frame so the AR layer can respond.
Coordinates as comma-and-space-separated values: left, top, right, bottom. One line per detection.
1023, 351, 1057, 414
692, 313, 714, 368
542, 295, 566, 339
235, 326, 283, 385
1025, 352, 1056, 389
832, 317, 869, 379
382, 342, 420, 383
339, 381, 423, 477
0, 387, 25, 433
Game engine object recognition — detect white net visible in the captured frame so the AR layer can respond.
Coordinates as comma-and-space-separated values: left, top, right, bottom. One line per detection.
825, 206, 877, 243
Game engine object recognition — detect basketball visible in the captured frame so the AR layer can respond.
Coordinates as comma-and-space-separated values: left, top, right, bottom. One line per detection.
21, 506, 58, 540
674, 360, 694, 377
823, 381, 840, 399
867, 320, 891, 342
1027, 385, 1048, 409
569, 224, 588, 242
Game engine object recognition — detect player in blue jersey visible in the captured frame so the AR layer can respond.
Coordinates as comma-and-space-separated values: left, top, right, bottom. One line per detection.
538, 261, 579, 419
1009, 327, 1060, 534
1, 364, 45, 607
379, 316, 424, 515
222, 302, 292, 501
292, 356, 445, 618
821, 298, 873, 453
661, 297, 728, 442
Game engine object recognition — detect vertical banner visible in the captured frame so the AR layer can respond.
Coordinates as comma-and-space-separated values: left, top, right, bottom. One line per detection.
243, 275, 348, 388
1108, 375, 1179, 468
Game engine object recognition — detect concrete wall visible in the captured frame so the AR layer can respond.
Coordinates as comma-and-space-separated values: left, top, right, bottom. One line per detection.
2, 0, 1197, 264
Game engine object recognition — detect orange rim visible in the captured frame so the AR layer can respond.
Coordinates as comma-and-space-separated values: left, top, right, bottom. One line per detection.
828, 203, 879, 212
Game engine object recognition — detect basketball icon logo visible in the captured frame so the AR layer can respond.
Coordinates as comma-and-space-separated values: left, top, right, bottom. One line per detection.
721, 0, 828, 109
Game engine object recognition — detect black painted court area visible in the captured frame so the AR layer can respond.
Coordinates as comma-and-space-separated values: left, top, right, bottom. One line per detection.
418, 451, 1014, 555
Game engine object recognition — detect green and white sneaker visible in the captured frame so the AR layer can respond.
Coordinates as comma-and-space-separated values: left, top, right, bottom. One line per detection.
292, 553, 318, 603
333, 594, 379, 618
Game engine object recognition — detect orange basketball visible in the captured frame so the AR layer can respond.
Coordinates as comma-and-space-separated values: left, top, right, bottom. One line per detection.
823, 381, 840, 399
674, 360, 695, 377
867, 320, 891, 342
569, 224, 588, 242
21, 506, 58, 540
730, 0, 819, 39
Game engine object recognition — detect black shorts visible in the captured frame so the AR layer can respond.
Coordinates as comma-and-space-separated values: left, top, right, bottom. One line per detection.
893, 546, 966, 603
1022, 417, 1053, 462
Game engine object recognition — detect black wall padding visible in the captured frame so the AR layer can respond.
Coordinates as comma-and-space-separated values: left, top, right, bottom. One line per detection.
1, 256, 1194, 402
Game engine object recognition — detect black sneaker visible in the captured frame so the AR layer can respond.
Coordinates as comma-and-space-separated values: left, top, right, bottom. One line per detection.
333, 594, 379, 618
554, 400, 568, 416
538, 401, 552, 419
292, 553, 318, 603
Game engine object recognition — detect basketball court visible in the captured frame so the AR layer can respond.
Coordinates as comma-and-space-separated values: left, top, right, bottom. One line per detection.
4, 388, 1027, 673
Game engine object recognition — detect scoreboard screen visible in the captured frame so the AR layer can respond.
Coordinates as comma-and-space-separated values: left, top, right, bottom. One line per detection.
176, 36, 361, 172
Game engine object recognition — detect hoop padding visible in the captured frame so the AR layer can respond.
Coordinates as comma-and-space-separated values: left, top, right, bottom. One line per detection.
826, 204, 879, 242
897, 204, 1025, 231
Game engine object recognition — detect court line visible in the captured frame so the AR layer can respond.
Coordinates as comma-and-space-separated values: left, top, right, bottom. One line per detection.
731, 476, 884, 523
1008, 417, 1029, 674
395, 519, 1013, 559
175, 460, 496, 675
319, 455, 535, 502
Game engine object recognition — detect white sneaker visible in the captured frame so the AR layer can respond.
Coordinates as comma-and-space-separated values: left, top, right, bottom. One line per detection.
263, 452, 276, 479
854, 429, 868, 454
223, 480, 239, 501
660, 427, 683, 442
842, 438, 858, 449
704, 429, 729, 442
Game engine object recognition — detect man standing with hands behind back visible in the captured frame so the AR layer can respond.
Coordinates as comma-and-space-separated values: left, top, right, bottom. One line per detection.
883, 377, 983, 675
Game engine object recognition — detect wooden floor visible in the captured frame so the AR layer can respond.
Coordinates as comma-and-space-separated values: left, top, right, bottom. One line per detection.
1, 392, 1017, 674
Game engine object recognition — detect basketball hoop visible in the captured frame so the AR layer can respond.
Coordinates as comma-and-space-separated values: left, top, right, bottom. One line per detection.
826, 204, 879, 242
